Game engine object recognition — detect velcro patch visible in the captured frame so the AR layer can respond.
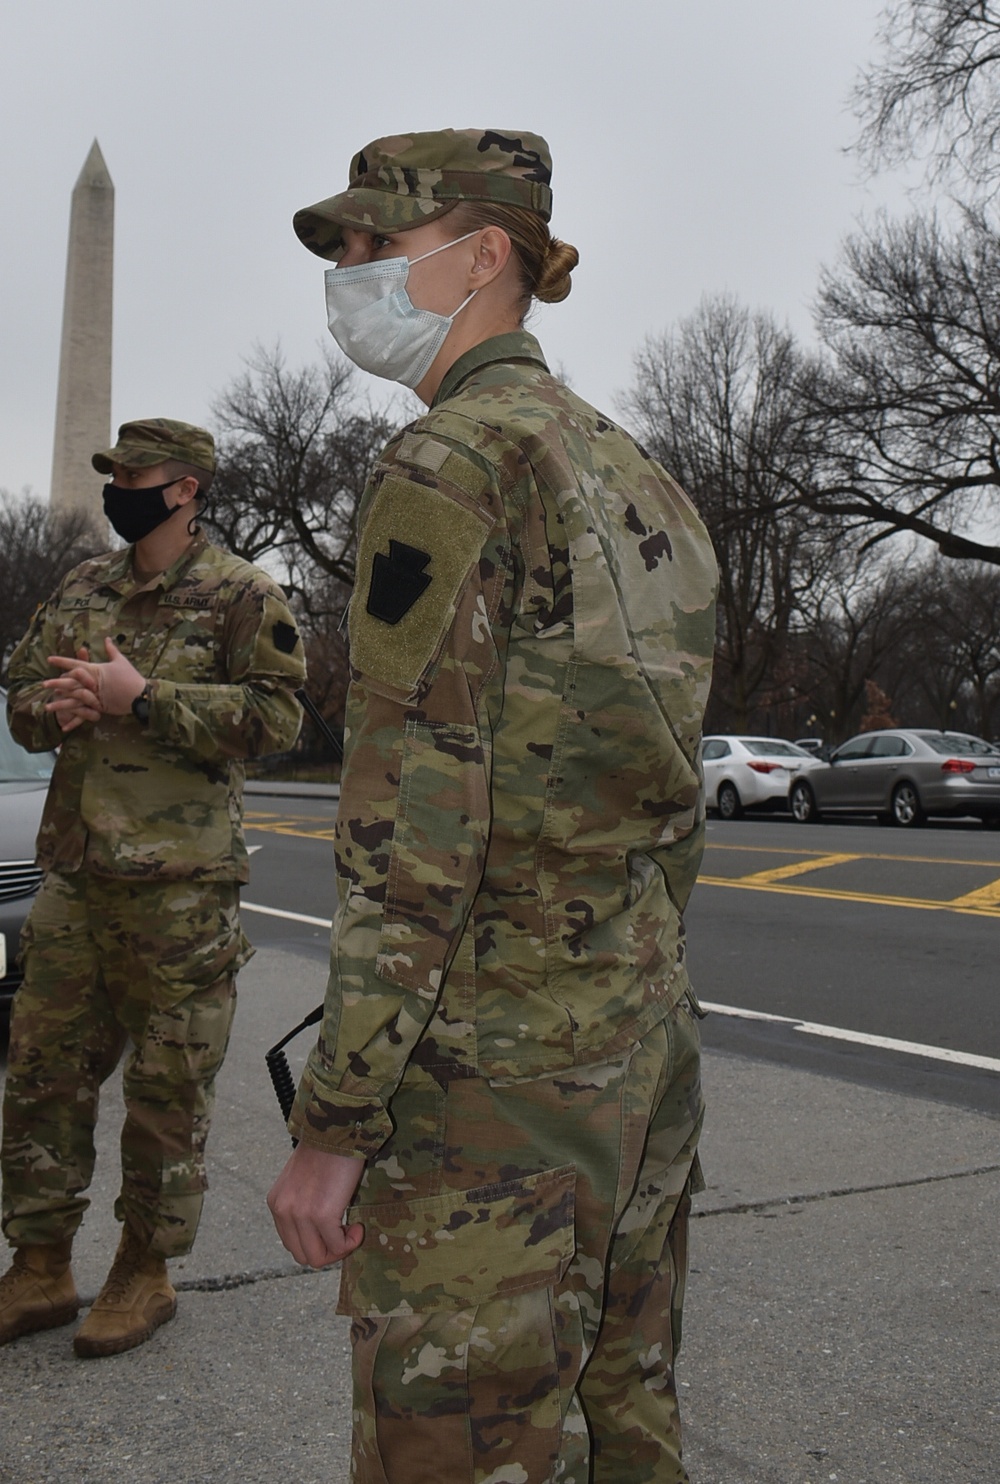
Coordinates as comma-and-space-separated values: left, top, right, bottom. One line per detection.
395, 432, 452, 473
351, 474, 494, 695
367, 541, 431, 625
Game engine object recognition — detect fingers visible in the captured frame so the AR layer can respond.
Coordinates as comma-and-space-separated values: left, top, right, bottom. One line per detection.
50, 702, 101, 732
46, 695, 101, 718
43, 672, 100, 698
273, 1214, 364, 1270
46, 656, 100, 684
265, 1149, 366, 1270
43, 677, 103, 729
342, 1221, 365, 1258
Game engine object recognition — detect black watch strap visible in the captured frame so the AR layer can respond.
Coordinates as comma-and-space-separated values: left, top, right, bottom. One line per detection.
131, 683, 152, 726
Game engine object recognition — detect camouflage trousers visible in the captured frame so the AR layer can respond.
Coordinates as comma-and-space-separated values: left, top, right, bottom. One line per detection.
339, 993, 705, 1484
1, 870, 250, 1258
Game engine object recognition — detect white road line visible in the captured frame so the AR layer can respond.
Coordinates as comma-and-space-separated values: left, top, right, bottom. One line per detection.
241, 900, 332, 929
702, 1001, 1000, 1074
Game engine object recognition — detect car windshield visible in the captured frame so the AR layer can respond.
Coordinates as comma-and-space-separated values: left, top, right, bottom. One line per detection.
0, 705, 55, 782
741, 739, 809, 758
919, 733, 999, 758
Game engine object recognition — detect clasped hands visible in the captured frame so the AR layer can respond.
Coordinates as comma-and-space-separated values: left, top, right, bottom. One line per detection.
43, 638, 146, 732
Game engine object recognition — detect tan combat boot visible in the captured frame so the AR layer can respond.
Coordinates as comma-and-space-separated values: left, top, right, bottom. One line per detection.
73, 1225, 176, 1359
0, 1240, 79, 1345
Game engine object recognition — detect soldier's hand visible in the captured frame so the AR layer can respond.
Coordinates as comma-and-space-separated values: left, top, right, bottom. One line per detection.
267, 1145, 365, 1269
42, 647, 102, 732
45, 637, 146, 718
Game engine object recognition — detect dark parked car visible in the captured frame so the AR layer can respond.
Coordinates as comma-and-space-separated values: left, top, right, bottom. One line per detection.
0, 693, 54, 1021
789, 728, 1000, 828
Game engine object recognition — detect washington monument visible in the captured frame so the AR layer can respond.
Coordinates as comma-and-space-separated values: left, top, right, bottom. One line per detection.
50, 139, 113, 519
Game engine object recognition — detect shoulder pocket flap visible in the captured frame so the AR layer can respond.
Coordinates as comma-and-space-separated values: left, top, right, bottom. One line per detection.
338, 1164, 576, 1318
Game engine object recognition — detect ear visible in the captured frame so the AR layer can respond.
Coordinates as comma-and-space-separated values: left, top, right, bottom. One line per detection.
470, 225, 513, 288
172, 476, 201, 507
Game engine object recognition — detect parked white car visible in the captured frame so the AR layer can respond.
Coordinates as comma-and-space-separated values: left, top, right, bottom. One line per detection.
702, 735, 822, 820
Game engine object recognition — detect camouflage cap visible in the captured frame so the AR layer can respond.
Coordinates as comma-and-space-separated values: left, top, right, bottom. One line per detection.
293, 129, 553, 261
91, 418, 216, 475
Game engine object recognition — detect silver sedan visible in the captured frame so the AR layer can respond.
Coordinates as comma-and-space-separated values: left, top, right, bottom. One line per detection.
788, 729, 1000, 828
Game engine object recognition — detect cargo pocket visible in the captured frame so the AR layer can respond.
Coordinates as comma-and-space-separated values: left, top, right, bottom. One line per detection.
148, 883, 252, 1008
338, 1163, 576, 1319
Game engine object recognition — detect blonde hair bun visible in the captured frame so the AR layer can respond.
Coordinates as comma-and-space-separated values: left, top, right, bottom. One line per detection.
535, 238, 579, 303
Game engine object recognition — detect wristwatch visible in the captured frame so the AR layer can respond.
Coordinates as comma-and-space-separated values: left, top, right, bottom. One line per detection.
131, 683, 153, 726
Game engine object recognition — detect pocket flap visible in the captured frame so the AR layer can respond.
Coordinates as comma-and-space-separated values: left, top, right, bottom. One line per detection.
338, 1164, 576, 1318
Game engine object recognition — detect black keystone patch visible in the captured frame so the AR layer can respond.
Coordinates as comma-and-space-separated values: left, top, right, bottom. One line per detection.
272, 620, 300, 654
366, 541, 432, 625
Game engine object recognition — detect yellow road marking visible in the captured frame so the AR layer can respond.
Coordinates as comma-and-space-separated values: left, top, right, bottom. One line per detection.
736, 852, 861, 885
699, 875, 1000, 919
947, 876, 1000, 909
245, 815, 337, 841
706, 840, 1000, 870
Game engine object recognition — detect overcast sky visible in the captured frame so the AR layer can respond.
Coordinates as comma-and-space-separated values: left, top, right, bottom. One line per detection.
1, 0, 916, 498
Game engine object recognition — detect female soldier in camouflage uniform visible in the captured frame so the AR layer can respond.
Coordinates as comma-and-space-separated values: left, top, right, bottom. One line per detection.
268, 131, 717, 1484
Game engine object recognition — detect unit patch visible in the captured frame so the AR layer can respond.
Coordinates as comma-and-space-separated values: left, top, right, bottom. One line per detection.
367, 541, 432, 625
350, 472, 495, 696
272, 620, 300, 654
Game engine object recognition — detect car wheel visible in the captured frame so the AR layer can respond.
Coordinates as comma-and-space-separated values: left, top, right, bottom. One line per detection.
717, 781, 743, 820
891, 781, 926, 828
790, 780, 820, 823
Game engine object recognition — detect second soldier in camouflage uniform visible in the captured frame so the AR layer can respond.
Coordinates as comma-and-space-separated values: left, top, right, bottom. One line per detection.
1, 419, 304, 1357
267, 132, 717, 1483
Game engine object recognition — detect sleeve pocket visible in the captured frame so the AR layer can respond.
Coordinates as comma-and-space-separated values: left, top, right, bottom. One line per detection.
338, 1164, 576, 1318
375, 718, 489, 993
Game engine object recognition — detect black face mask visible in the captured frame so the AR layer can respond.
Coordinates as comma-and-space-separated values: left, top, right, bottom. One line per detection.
103, 478, 186, 544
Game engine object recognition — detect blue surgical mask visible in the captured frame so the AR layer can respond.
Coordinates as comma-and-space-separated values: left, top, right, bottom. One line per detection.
324, 231, 479, 388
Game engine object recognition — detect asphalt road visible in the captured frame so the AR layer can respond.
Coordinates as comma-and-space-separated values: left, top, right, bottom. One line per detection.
2, 797, 997, 1483
242, 799, 1000, 1116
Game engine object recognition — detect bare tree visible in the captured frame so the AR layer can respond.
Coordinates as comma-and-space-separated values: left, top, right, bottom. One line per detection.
624, 297, 828, 731
204, 345, 397, 726
207, 343, 396, 616
919, 560, 1000, 732
0, 492, 104, 679
799, 211, 1000, 565
794, 549, 913, 741
853, 0, 1000, 197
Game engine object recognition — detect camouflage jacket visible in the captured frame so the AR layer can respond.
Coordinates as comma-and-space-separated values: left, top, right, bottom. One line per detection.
290, 331, 717, 1156
6, 532, 305, 881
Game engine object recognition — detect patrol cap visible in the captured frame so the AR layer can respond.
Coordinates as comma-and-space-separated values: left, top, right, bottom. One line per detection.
293, 129, 553, 261
91, 418, 216, 475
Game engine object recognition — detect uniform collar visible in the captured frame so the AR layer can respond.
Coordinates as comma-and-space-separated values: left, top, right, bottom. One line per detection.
102, 530, 211, 597
432, 331, 549, 408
